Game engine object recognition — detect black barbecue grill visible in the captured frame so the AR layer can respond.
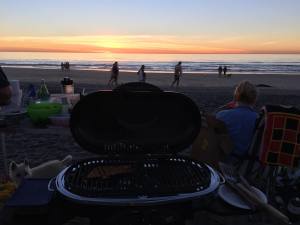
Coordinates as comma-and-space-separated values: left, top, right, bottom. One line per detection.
55, 83, 221, 224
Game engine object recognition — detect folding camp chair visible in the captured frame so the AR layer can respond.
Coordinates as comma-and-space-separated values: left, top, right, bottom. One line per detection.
240, 105, 300, 201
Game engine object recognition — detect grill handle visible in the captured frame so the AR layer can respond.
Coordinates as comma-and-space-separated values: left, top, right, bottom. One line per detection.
48, 177, 56, 192
216, 171, 225, 184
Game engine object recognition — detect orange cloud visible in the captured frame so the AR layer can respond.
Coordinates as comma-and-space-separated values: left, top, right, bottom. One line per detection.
0, 35, 299, 54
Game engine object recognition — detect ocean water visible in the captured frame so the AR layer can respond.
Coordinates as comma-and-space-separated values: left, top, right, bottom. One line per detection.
0, 52, 300, 75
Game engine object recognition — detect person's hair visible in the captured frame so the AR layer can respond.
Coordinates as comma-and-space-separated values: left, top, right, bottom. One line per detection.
178, 61, 182, 65
234, 81, 257, 105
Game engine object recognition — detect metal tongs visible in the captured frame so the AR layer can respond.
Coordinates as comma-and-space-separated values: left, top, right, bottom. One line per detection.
219, 162, 291, 225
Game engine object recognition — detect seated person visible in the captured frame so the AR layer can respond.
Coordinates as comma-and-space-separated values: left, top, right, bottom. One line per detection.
0, 66, 12, 105
191, 81, 257, 168
216, 81, 258, 162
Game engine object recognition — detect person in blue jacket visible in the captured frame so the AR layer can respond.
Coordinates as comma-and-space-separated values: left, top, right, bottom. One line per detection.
216, 81, 258, 162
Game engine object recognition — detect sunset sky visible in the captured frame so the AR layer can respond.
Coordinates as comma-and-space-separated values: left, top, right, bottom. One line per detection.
1, 0, 300, 54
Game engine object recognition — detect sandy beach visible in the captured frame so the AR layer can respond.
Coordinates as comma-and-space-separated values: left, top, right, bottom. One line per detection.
3, 67, 300, 90
1, 67, 300, 174
2, 67, 300, 112
1, 67, 300, 225
2, 67, 300, 166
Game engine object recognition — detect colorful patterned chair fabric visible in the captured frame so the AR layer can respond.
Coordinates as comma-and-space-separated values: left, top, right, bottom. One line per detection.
259, 105, 300, 168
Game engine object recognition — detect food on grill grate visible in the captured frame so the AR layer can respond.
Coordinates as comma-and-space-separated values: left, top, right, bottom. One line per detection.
87, 165, 132, 179
62, 157, 212, 198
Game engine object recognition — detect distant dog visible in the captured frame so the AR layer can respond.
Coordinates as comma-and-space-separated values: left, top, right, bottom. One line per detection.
9, 155, 72, 187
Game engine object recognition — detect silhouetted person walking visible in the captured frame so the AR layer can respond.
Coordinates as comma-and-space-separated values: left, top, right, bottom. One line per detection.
61, 62, 64, 71
61, 62, 70, 72
108, 62, 119, 86
171, 62, 182, 87
218, 66, 223, 77
223, 66, 228, 76
137, 65, 146, 82
0, 66, 12, 105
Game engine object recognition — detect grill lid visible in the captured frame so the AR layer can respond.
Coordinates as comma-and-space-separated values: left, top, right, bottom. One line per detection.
70, 83, 201, 155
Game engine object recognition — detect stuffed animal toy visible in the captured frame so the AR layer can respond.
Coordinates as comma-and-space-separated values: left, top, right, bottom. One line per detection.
9, 155, 72, 187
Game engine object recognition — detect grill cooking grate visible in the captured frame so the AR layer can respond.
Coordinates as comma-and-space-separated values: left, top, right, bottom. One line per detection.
63, 157, 211, 198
